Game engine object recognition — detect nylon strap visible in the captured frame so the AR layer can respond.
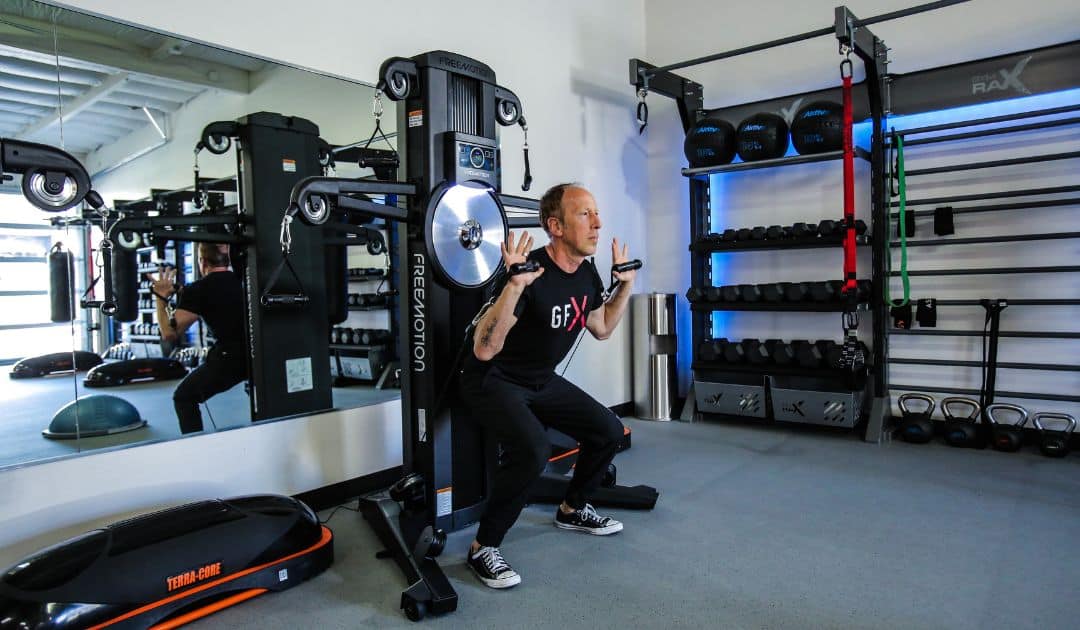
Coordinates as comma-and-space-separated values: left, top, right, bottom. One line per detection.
841, 66, 856, 299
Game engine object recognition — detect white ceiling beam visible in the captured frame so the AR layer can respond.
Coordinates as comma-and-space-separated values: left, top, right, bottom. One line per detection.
0, 17, 250, 93
16, 72, 130, 139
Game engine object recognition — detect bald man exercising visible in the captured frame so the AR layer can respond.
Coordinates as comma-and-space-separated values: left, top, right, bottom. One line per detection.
460, 183, 637, 589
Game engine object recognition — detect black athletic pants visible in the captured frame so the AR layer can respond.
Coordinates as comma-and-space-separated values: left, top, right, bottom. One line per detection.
174, 345, 246, 434
461, 365, 624, 547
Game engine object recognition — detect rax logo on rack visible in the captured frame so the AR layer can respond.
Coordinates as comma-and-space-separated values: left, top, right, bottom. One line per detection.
971, 56, 1032, 96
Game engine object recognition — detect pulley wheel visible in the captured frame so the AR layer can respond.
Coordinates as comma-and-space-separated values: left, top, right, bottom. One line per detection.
22, 170, 79, 212
425, 181, 507, 289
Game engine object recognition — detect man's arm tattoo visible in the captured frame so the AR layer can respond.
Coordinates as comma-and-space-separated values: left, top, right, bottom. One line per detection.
479, 317, 498, 347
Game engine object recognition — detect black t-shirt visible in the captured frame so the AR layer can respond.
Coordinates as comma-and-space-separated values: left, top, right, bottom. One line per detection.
176, 270, 245, 352
464, 246, 605, 385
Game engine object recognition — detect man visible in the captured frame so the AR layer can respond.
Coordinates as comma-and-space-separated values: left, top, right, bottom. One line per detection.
152, 243, 246, 434
459, 183, 637, 589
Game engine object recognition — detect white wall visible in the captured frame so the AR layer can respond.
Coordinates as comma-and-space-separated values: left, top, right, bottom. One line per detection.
642, 0, 1080, 397
0, 0, 647, 554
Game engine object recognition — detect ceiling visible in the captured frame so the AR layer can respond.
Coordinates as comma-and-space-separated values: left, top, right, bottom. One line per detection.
0, 0, 263, 165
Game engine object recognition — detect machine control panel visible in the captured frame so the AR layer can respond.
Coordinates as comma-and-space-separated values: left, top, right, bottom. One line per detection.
445, 132, 497, 186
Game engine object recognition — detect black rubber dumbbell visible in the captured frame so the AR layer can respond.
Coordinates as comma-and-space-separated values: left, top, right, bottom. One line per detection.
765, 225, 789, 240
705, 286, 723, 302
720, 229, 738, 242
784, 282, 811, 302
745, 339, 771, 364
809, 280, 843, 302
791, 222, 817, 238
736, 228, 753, 241
720, 285, 741, 302
699, 339, 727, 362
761, 282, 788, 303
818, 219, 840, 236
723, 340, 746, 363
856, 280, 872, 301
350, 328, 365, 345
750, 226, 768, 240
772, 340, 800, 365
795, 340, 823, 368
686, 287, 705, 303
822, 340, 843, 368
348, 293, 360, 306
739, 284, 763, 302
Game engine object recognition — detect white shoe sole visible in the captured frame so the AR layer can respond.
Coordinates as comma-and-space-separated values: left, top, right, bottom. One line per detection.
554, 520, 623, 535
470, 564, 521, 589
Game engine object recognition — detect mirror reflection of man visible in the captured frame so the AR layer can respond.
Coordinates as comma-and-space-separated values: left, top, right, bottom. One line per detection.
152, 243, 246, 434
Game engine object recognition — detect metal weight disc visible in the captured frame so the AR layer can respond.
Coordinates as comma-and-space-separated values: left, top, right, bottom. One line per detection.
425, 181, 507, 289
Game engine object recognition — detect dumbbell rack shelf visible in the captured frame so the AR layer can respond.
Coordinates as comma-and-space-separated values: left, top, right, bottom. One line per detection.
690, 302, 870, 313
347, 305, 391, 312
682, 147, 871, 178
329, 343, 389, 351
691, 234, 870, 253
692, 362, 866, 377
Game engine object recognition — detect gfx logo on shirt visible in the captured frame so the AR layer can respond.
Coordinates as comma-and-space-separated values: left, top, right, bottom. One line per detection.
551, 295, 589, 331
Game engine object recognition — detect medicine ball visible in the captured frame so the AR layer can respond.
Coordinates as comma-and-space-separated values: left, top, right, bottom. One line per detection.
790, 101, 843, 155
736, 113, 789, 161
683, 117, 736, 167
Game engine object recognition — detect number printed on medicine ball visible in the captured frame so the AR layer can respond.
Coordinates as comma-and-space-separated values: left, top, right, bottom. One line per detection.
684, 117, 737, 167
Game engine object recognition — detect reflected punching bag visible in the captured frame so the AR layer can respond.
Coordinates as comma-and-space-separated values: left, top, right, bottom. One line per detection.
48, 244, 75, 322
325, 243, 347, 325
110, 246, 138, 322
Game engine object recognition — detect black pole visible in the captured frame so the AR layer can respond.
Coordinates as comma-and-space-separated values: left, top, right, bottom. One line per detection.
640, 1, 971, 79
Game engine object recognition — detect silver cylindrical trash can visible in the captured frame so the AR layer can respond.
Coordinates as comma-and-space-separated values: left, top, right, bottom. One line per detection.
632, 293, 677, 421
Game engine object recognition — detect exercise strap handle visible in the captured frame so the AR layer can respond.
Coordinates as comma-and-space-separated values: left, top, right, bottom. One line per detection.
884, 131, 911, 308
364, 91, 396, 152
260, 253, 309, 309
520, 117, 532, 192
636, 87, 649, 134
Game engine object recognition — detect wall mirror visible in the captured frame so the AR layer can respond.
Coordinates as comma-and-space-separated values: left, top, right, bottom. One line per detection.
0, 0, 400, 469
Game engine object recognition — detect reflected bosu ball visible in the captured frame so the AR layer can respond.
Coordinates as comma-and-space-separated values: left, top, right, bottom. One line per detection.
43, 394, 147, 439
736, 113, 789, 161
683, 117, 737, 167
790, 101, 844, 154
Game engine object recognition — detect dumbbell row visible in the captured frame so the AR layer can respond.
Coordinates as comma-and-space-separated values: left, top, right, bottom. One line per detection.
129, 323, 161, 336
348, 293, 390, 307
700, 219, 868, 244
696, 338, 868, 368
688, 280, 872, 304
330, 327, 394, 346
348, 267, 386, 278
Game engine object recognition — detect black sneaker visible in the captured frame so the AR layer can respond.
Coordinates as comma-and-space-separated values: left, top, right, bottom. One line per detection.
554, 503, 623, 535
467, 546, 521, 589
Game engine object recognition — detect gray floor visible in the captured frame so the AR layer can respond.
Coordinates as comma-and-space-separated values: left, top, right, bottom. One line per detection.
187, 418, 1080, 630
0, 364, 399, 468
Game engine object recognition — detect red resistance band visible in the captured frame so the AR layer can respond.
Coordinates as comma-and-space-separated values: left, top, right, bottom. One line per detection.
840, 61, 857, 303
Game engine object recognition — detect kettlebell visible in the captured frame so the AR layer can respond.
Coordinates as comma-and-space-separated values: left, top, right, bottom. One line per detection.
897, 393, 935, 444
1031, 412, 1076, 458
985, 403, 1028, 453
942, 397, 981, 448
